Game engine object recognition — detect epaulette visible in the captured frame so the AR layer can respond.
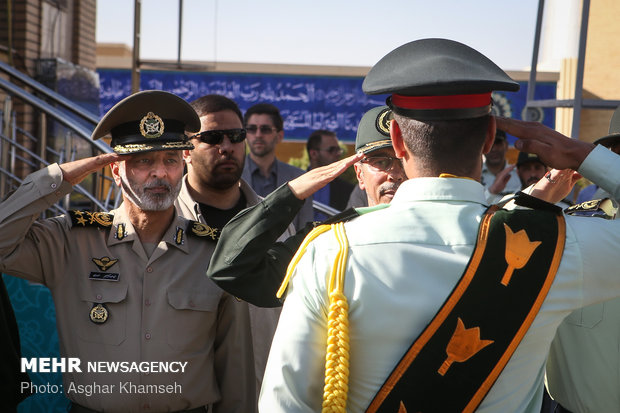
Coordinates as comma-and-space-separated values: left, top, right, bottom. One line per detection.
187, 220, 220, 241
69, 210, 114, 228
564, 198, 618, 219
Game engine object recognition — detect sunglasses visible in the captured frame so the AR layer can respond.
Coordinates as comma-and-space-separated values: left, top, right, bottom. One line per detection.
246, 125, 278, 135
360, 156, 403, 173
190, 129, 247, 145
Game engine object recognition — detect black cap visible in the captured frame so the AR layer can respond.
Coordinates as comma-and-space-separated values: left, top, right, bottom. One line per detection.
91, 90, 201, 154
355, 106, 394, 154
593, 106, 620, 148
516, 152, 545, 167
495, 129, 507, 143
363, 38, 519, 120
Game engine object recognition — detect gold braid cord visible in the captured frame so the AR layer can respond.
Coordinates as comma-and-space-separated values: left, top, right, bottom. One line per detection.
276, 223, 351, 412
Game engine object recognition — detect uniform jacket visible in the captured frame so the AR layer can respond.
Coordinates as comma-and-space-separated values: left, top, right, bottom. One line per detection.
260, 145, 620, 413
175, 175, 292, 405
0, 164, 255, 413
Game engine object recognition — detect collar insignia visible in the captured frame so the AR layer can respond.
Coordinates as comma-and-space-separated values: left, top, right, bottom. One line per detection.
115, 223, 127, 240
139, 112, 164, 139
92, 256, 118, 271
90, 303, 109, 324
175, 227, 184, 245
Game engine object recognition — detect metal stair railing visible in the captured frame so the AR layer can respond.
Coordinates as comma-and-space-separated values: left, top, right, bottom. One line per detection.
0, 61, 120, 215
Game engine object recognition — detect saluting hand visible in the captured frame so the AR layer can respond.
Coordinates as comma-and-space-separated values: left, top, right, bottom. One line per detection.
530, 169, 582, 204
495, 117, 595, 171
488, 164, 516, 195
288, 153, 363, 200
59, 153, 125, 186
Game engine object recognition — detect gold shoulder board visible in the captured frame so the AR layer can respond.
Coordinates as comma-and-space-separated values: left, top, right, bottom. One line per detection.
69, 210, 114, 228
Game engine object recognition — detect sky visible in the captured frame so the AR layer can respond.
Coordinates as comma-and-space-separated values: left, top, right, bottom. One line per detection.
96, 0, 543, 71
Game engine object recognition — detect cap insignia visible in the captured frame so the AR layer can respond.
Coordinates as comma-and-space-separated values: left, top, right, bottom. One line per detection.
139, 112, 165, 139
376, 108, 393, 137
90, 303, 109, 324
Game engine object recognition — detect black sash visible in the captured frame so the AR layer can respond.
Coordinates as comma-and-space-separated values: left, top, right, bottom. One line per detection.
367, 206, 566, 413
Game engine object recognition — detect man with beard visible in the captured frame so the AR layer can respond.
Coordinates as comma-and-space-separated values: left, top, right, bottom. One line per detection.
516, 152, 548, 189
174, 94, 289, 407
481, 129, 522, 203
207, 106, 405, 308
241, 103, 313, 230
0, 90, 255, 413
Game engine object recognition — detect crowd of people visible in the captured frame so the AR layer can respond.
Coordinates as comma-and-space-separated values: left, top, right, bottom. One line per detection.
1, 37, 619, 413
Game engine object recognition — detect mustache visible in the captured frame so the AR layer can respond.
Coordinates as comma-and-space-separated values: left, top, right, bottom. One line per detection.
379, 182, 401, 197
144, 179, 172, 191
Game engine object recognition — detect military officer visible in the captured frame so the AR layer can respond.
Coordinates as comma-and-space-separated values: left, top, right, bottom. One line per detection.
259, 38, 620, 413
544, 106, 620, 413
206, 106, 405, 307
0, 90, 255, 413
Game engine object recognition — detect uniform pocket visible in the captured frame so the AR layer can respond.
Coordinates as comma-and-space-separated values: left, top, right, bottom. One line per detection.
76, 283, 128, 345
564, 302, 605, 328
165, 289, 221, 351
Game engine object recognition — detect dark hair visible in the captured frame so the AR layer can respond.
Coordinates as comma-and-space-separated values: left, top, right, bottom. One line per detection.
190, 94, 243, 123
306, 129, 336, 155
243, 103, 283, 131
394, 113, 490, 176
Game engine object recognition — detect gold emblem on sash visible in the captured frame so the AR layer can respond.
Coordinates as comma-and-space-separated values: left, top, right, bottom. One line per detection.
90, 303, 109, 324
502, 224, 541, 286
439, 317, 494, 376
139, 112, 164, 138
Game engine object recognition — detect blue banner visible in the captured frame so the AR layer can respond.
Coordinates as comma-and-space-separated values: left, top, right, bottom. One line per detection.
99, 69, 556, 143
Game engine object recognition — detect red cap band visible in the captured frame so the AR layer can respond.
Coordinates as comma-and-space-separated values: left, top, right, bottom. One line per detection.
391, 93, 492, 110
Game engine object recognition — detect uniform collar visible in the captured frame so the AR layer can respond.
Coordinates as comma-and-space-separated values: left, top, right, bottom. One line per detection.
391, 176, 488, 205
107, 202, 191, 255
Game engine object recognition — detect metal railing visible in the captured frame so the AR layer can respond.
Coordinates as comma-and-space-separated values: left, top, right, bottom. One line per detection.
0, 60, 121, 215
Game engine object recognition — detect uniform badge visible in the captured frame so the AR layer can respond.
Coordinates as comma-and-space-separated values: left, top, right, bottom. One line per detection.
190, 222, 219, 240
90, 303, 109, 324
92, 256, 118, 271
139, 112, 165, 139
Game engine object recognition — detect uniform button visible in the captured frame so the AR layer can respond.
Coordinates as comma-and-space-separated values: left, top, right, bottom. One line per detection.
51, 183, 57, 189
96, 294, 102, 300
145, 299, 151, 306
145, 333, 151, 340
146, 267, 153, 273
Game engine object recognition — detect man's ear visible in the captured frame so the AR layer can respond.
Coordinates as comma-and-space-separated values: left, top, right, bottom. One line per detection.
354, 162, 366, 190
390, 119, 406, 158
110, 161, 122, 186
182, 149, 192, 164
276, 130, 284, 144
482, 116, 498, 155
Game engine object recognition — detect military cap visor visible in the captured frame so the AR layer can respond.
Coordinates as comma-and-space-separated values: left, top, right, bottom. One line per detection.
355, 106, 395, 154
593, 106, 620, 148
516, 152, 545, 167
91, 90, 201, 154
363, 38, 519, 120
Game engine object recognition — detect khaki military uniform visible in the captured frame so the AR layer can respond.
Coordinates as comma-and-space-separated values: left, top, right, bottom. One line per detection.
0, 164, 255, 413
175, 175, 291, 404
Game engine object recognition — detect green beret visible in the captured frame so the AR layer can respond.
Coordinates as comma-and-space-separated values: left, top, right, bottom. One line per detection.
91, 90, 201, 154
363, 38, 519, 120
